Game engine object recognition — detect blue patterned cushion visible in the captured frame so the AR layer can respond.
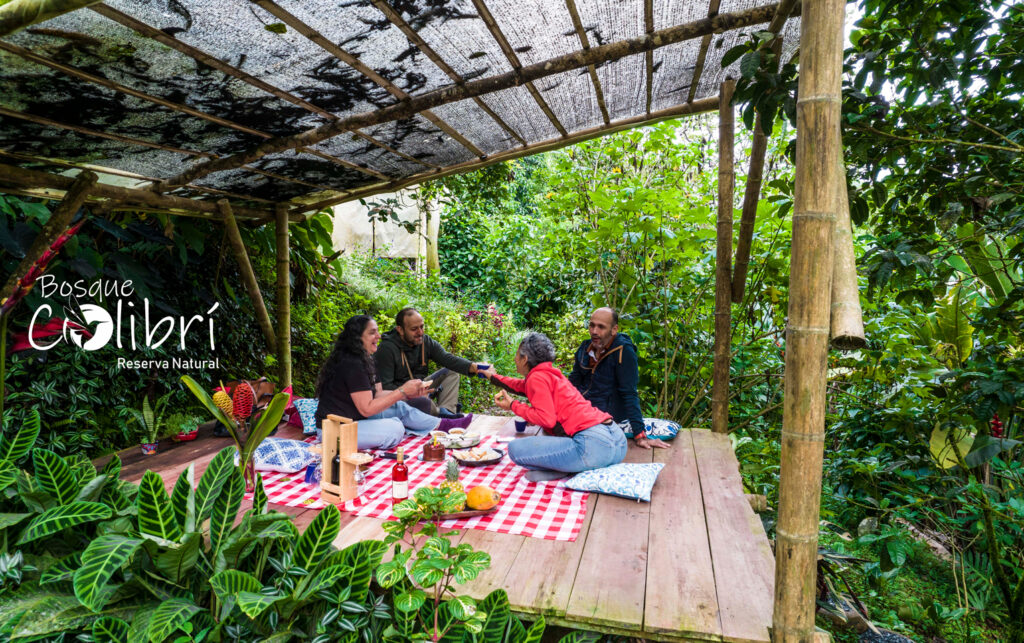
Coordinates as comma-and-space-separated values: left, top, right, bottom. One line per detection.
621, 418, 680, 440
564, 462, 665, 501
252, 438, 317, 473
292, 398, 319, 436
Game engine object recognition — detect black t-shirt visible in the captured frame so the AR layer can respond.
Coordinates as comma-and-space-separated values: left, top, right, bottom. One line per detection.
315, 353, 378, 423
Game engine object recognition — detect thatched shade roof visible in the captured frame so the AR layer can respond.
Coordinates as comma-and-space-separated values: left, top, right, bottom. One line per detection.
0, 0, 798, 219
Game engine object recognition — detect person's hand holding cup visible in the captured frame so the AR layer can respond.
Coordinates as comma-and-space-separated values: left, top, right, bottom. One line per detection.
474, 363, 493, 379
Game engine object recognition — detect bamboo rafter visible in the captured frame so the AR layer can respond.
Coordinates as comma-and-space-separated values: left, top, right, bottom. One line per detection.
470, 0, 570, 136
687, 0, 722, 104
0, 40, 388, 185
252, 0, 485, 160
644, 0, 654, 114
158, 2, 797, 192
564, 0, 611, 126
89, 3, 435, 171
367, 0, 528, 147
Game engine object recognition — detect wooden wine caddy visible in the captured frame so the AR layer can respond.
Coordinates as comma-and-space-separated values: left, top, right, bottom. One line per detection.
319, 414, 365, 505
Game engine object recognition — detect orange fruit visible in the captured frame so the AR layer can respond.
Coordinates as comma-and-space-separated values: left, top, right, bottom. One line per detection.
465, 485, 501, 511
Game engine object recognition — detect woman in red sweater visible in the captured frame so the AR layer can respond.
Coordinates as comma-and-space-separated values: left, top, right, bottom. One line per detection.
484, 332, 627, 481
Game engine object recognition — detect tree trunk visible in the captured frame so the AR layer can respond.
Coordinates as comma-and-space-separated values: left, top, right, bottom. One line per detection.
731, 110, 768, 303
712, 79, 735, 434
275, 204, 292, 388
773, 0, 845, 640
219, 200, 277, 354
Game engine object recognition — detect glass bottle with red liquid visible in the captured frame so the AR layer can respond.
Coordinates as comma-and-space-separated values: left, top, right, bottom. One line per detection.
392, 447, 409, 505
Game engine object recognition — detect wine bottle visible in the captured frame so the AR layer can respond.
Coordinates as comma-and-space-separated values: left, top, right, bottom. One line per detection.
392, 447, 408, 504
330, 434, 341, 486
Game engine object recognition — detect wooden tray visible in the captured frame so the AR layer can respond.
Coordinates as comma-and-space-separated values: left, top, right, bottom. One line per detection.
437, 506, 499, 520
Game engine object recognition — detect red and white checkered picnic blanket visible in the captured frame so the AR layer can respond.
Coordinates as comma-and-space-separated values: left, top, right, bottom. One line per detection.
246, 434, 589, 541
341, 434, 589, 541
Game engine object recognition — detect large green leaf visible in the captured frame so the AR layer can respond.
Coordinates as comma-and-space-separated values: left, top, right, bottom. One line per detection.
929, 425, 975, 470
252, 474, 267, 514
209, 569, 261, 598
239, 392, 290, 465
965, 435, 1021, 468
957, 223, 1014, 302
292, 504, 340, 571
74, 474, 110, 502
17, 501, 112, 545
169, 464, 196, 533
73, 534, 144, 612
334, 539, 387, 603
153, 532, 201, 584
0, 461, 17, 493
32, 448, 78, 505
478, 589, 511, 643
3, 586, 149, 639
137, 471, 182, 543
0, 512, 31, 531
195, 448, 234, 524
933, 286, 974, 365
294, 564, 349, 601
0, 409, 39, 464
92, 615, 130, 643
40, 552, 82, 585
100, 454, 122, 479
210, 468, 244, 554
146, 598, 200, 643
236, 591, 280, 618
180, 375, 237, 437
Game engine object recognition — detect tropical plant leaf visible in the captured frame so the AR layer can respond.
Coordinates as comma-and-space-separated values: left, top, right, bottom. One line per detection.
0, 512, 31, 531
210, 468, 244, 554
180, 375, 236, 436
478, 589, 511, 643
153, 532, 201, 584
127, 605, 153, 643
556, 632, 599, 643
520, 616, 546, 643
137, 471, 182, 543
92, 615, 130, 643
100, 454, 122, 479
195, 448, 234, 524
292, 504, 341, 571
146, 597, 200, 643
335, 539, 387, 603
239, 392, 290, 464
210, 569, 262, 598
965, 435, 1021, 468
32, 448, 78, 505
73, 534, 144, 612
17, 501, 112, 545
295, 564, 350, 601
237, 590, 280, 618
252, 474, 267, 514
929, 425, 975, 470
3, 585, 150, 639
169, 464, 196, 533
0, 409, 40, 464
40, 552, 82, 585
394, 589, 427, 613
0, 461, 17, 493
74, 474, 110, 502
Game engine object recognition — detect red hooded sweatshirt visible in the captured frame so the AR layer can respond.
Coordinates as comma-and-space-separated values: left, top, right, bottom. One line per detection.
492, 362, 611, 436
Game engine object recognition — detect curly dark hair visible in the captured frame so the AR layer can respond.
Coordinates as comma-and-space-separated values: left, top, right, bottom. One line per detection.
316, 315, 376, 399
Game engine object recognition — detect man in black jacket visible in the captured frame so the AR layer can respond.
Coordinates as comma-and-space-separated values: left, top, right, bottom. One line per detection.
568, 308, 668, 450
375, 308, 488, 415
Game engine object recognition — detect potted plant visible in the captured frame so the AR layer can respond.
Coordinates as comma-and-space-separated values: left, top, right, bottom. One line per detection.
128, 394, 169, 455
167, 412, 203, 442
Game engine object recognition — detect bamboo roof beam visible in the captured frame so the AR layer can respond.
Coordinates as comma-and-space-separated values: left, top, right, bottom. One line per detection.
0, 106, 354, 195
89, 3, 434, 171
159, 1, 797, 192
0, 0, 101, 37
0, 161, 288, 221
471, 0, 569, 137
220, 199, 278, 353
644, 0, 654, 114
367, 0, 528, 147
0, 150, 277, 204
252, 0, 485, 160
687, 0, 721, 104
0, 40, 388, 183
564, 0, 611, 126
298, 96, 720, 214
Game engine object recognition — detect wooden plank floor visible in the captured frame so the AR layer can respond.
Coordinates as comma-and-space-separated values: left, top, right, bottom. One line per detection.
99, 415, 775, 642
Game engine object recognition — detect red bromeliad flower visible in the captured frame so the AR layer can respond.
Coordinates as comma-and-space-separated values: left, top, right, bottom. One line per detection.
232, 382, 254, 420
0, 219, 86, 316
990, 413, 1004, 439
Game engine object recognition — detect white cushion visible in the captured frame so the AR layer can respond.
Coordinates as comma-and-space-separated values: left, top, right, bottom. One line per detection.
252, 438, 317, 473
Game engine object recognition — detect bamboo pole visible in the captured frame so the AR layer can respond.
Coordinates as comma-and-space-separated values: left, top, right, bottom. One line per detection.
0, 171, 97, 312
773, 0, 845, 640
158, 1, 799, 191
275, 204, 292, 388
830, 157, 867, 349
712, 79, 736, 435
0, 0, 102, 36
218, 200, 278, 354
731, 110, 769, 303
0, 162, 282, 221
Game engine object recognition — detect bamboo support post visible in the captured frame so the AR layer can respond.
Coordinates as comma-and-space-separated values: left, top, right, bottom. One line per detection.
712, 79, 736, 435
275, 204, 292, 389
0, 170, 97, 312
732, 110, 769, 303
218, 200, 278, 354
773, 0, 845, 640
159, 1, 799, 191
830, 156, 867, 349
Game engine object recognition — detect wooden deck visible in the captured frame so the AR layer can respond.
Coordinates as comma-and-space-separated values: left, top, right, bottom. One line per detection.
101, 415, 775, 642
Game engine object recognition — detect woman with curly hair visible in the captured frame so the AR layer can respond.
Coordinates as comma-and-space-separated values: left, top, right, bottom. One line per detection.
483, 332, 627, 481
315, 315, 473, 449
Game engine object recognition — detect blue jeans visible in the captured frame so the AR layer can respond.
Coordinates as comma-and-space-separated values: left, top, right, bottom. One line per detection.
508, 422, 627, 473
356, 401, 440, 450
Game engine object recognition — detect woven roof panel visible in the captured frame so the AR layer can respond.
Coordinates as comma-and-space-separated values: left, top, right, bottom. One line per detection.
0, 0, 800, 214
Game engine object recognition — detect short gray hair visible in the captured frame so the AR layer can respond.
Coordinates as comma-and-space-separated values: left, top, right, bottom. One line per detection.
517, 332, 556, 369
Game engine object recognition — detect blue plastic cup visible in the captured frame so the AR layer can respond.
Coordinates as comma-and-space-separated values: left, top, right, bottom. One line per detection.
514, 418, 527, 433
476, 363, 491, 378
